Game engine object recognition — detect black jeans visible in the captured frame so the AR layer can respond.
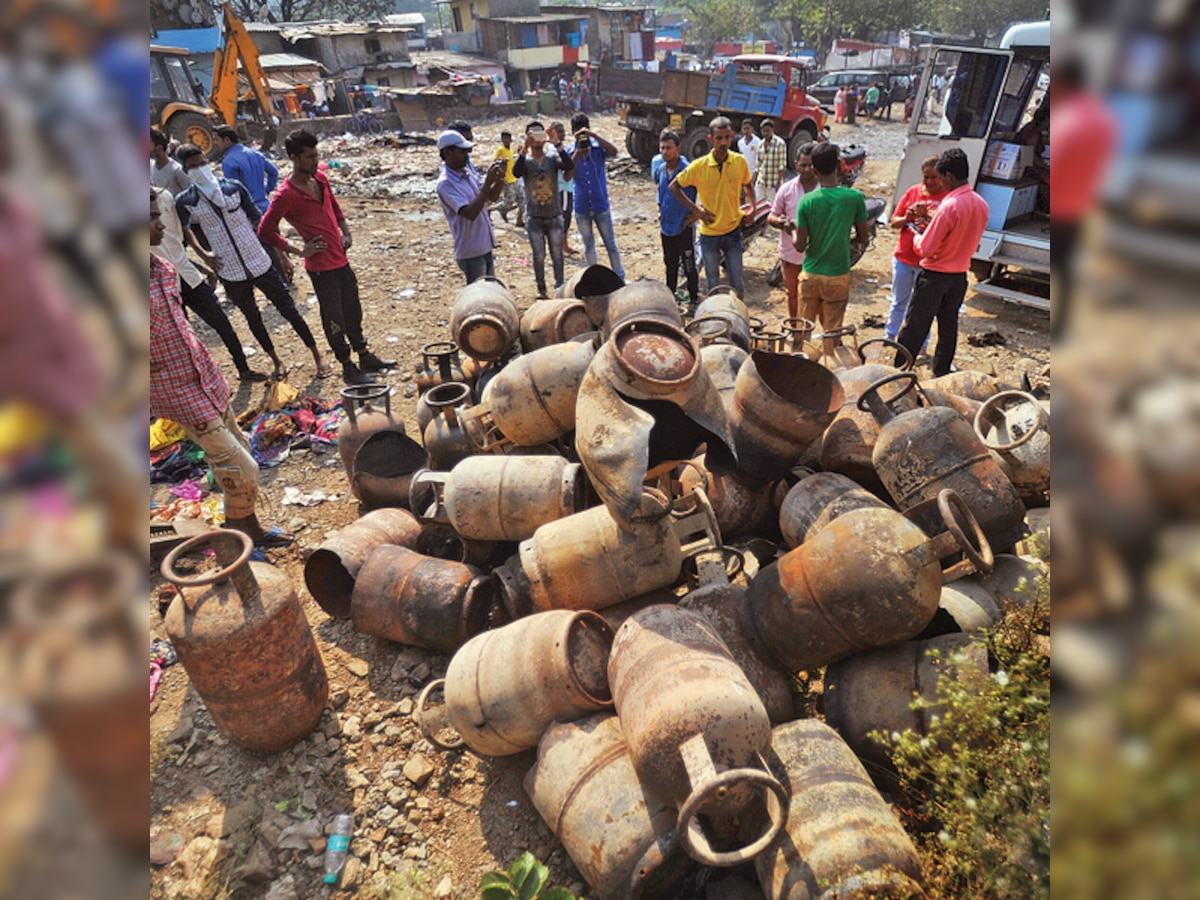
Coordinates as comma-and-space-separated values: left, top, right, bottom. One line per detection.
308, 264, 367, 362
221, 267, 317, 356
181, 276, 249, 371
896, 269, 968, 377
661, 226, 699, 304
1049, 220, 1079, 342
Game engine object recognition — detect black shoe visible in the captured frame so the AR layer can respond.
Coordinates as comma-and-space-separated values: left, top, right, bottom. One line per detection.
342, 360, 377, 385
358, 350, 396, 372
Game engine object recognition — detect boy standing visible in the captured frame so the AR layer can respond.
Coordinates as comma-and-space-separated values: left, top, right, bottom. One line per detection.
494, 131, 525, 228
652, 128, 700, 308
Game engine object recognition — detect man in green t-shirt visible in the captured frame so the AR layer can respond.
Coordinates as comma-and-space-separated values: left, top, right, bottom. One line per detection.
793, 142, 870, 358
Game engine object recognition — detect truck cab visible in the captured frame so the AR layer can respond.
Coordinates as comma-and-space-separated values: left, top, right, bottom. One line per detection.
892, 21, 1050, 311
151, 45, 218, 154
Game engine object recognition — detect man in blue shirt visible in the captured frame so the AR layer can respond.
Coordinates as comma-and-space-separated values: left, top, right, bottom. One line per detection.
569, 113, 625, 281
651, 128, 699, 308
215, 125, 279, 214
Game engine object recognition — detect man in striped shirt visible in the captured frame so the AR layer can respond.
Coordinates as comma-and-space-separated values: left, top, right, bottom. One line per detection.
755, 119, 788, 207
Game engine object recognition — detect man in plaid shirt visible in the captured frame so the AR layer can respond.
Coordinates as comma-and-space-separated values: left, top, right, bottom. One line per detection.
151, 191, 293, 548
755, 119, 789, 207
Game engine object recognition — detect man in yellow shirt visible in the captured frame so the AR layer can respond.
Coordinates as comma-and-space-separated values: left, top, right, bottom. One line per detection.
494, 130, 525, 228
669, 116, 756, 297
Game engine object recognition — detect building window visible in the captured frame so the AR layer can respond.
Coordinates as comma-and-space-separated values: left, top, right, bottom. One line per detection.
377, 77, 391, 86
365, 38, 382, 53
452, 7, 463, 31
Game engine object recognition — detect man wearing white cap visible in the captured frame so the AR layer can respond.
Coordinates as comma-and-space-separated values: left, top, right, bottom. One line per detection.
436, 130, 507, 283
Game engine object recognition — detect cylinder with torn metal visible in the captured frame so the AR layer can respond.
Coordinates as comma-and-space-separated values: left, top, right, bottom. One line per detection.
556, 263, 626, 321
450, 277, 521, 362
337, 383, 406, 496
304, 507, 423, 618
350, 429, 429, 511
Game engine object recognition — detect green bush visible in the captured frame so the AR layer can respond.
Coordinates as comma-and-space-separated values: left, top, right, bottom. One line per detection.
878, 582, 1050, 899
480, 852, 579, 900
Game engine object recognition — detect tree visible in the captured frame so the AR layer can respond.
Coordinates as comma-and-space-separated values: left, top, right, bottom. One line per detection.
228, 0, 396, 23
680, 0, 756, 56
926, 0, 1048, 41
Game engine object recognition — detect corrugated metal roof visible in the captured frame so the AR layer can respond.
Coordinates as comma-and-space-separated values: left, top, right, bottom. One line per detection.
279, 22, 413, 37
480, 14, 586, 24
258, 52, 326, 70
385, 13, 427, 26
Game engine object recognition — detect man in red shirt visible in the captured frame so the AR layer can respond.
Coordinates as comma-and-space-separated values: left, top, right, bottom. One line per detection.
258, 130, 395, 385
896, 148, 989, 376
885, 156, 946, 347
152, 191, 292, 547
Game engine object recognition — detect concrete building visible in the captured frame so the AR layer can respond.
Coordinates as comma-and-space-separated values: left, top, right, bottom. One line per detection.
547, 5, 655, 66
386, 12, 430, 50
279, 21, 414, 82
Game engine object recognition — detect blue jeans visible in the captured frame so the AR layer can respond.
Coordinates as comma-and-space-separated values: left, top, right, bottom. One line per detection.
575, 207, 625, 281
698, 229, 745, 297
457, 252, 495, 284
526, 215, 565, 296
886, 257, 929, 350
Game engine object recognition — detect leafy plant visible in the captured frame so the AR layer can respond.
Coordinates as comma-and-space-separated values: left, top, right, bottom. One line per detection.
878, 582, 1050, 899
480, 852, 578, 900
274, 794, 313, 819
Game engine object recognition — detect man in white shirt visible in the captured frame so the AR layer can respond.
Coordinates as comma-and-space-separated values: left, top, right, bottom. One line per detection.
736, 119, 762, 180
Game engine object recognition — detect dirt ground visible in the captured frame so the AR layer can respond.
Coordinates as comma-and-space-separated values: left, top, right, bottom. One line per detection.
148, 111, 1051, 900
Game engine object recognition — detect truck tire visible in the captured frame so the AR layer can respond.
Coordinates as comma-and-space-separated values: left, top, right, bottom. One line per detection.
624, 129, 657, 163
788, 125, 818, 167
683, 127, 712, 161
168, 111, 215, 155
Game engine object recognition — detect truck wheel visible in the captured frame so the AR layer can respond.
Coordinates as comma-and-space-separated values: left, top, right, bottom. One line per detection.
788, 126, 818, 167
624, 129, 657, 162
168, 111, 215, 155
683, 127, 711, 161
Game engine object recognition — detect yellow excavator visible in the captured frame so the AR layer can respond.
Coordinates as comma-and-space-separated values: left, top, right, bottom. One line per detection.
151, 3, 275, 154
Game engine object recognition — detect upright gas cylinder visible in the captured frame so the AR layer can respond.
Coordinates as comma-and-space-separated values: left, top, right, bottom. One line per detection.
688, 317, 748, 419
304, 508, 422, 618
742, 490, 993, 671
414, 341, 466, 392
421, 382, 478, 470
417, 610, 613, 756
492, 488, 720, 619
337, 383, 406, 497
860, 372, 1027, 549
162, 532, 329, 752
525, 714, 705, 900
756, 720, 925, 900
609, 604, 788, 867
450, 277, 521, 362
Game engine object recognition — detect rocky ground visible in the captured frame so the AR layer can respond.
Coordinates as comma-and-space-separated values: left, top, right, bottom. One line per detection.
148, 111, 1051, 900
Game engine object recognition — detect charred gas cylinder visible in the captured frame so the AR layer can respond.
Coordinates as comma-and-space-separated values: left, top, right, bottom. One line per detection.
858, 337, 915, 371
575, 319, 737, 529
694, 290, 752, 351
350, 429, 429, 511
349, 545, 491, 654
520, 298, 593, 351
415, 341, 466, 392
163, 531, 328, 752
780, 317, 815, 356
742, 490, 993, 671
680, 549, 796, 723
609, 604, 788, 867
556, 264, 626, 322
493, 488, 720, 619
462, 340, 596, 451
935, 578, 1002, 634
687, 318, 748, 420
409, 455, 586, 542
729, 352, 844, 485
678, 455, 774, 540
421, 382, 478, 471
756, 720, 925, 900
977, 553, 1049, 609
450, 277, 521, 362
337, 383, 406, 496
416, 610, 613, 756
13, 557, 148, 848
860, 373, 1027, 550
812, 325, 860, 371
823, 633, 990, 774
304, 508, 422, 618
778, 471, 889, 549
819, 361, 920, 489
525, 714, 705, 900
974, 390, 1050, 506
600, 281, 684, 342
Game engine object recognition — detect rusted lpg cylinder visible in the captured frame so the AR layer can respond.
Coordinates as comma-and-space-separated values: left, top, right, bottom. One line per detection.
756, 720, 925, 900
750, 327, 789, 354
412, 455, 587, 542
729, 351, 845, 486
600, 281, 683, 341
978, 553, 1049, 608
493, 488, 721, 619
974, 390, 1050, 506
162, 532, 328, 752
462, 340, 596, 451
450, 277, 521, 362
858, 337, 915, 371
694, 327, 749, 419
416, 382, 475, 436
556, 263, 626, 319
416, 610, 613, 756
780, 317, 814, 356
609, 604, 788, 867
304, 508, 422, 618
742, 490, 994, 672
680, 549, 796, 723
694, 291, 752, 351
414, 340, 466, 391
812, 324, 860, 370
337, 383, 405, 495
525, 714, 704, 900
823, 633, 989, 774
777, 471, 890, 549
819, 361, 920, 489
679, 455, 773, 539
520, 298, 593, 351
350, 429, 429, 511
860, 373, 1027, 550
13, 557, 148, 849
349, 545, 491, 654
936, 578, 1002, 634
421, 381, 477, 470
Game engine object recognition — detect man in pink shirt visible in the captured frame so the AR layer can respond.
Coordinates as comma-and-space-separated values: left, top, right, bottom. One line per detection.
896, 147, 989, 376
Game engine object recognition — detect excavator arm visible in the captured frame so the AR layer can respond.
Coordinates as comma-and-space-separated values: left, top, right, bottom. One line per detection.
210, 2, 275, 126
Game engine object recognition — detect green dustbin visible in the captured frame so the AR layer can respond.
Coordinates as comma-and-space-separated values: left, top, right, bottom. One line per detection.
539, 89, 556, 115
524, 92, 539, 115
